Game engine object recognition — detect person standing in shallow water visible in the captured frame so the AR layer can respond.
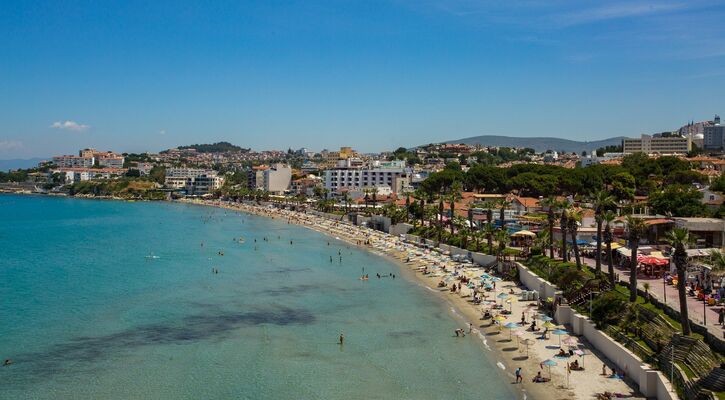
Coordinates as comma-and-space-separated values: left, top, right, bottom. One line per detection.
339, 333, 344, 345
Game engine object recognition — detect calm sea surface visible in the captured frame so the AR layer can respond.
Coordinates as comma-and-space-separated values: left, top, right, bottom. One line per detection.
0, 195, 517, 399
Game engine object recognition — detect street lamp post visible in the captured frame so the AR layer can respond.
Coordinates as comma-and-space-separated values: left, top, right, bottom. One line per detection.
663, 276, 667, 304
704, 299, 707, 326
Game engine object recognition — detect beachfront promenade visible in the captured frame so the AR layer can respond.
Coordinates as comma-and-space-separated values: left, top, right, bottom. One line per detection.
579, 255, 725, 340
185, 199, 679, 400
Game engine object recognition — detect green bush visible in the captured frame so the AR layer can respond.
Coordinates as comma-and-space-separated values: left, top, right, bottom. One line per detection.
591, 291, 627, 328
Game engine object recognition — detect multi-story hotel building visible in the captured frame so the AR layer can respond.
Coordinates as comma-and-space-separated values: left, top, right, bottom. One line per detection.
323, 160, 409, 194
622, 134, 691, 155
165, 168, 218, 189
704, 115, 724, 150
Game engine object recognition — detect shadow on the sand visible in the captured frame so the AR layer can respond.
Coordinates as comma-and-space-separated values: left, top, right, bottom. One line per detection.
512, 356, 529, 361
502, 347, 518, 352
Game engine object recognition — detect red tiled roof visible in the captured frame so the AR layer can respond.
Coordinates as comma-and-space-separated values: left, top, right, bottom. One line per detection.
644, 218, 674, 226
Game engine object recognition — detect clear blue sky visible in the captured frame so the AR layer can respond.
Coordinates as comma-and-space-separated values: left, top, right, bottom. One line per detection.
1, 0, 724, 158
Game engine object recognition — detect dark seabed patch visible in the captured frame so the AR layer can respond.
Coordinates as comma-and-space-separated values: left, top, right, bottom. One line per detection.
2, 305, 314, 386
263, 267, 313, 274
387, 330, 422, 339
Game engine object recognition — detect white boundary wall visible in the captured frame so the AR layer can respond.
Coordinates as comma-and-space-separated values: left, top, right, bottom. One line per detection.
514, 262, 678, 400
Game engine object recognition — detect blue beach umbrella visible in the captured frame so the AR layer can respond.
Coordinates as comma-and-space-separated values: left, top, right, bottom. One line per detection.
503, 322, 521, 340
551, 329, 568, 348
496, 292, 509, 307
541, 358, 558, 379
539, 315, 553, 322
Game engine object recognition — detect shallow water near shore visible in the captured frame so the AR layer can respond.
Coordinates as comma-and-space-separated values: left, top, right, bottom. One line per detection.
0, 194, 518, 399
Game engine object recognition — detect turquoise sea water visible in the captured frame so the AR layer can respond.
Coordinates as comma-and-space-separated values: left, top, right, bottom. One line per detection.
0, 195, 517, 399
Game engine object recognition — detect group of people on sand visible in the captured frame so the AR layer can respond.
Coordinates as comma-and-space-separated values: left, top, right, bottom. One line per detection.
513, 367, 550, 384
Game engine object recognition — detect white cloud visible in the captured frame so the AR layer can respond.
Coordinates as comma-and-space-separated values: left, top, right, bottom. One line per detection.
556, 2, 686, 26
0, 140, 24, 151
50, 120, 90, 132
159, 129, 166, 135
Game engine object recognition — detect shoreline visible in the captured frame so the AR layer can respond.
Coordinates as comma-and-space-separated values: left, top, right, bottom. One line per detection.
181, 198, 643, 400
2, 192, 641, 400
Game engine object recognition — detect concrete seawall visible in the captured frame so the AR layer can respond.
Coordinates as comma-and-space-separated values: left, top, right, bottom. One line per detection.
513, 261, 678, 400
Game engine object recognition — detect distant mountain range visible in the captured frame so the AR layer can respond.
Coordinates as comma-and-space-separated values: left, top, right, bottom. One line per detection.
0, 158, 47, 171
438, 135, 627, 154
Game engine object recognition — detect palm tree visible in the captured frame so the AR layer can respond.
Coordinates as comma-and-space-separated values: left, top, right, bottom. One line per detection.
567, 209, 583, 269
496, 197, 508, 228
665, 227, 695, 335
454, 216, 470, 248
709, 250, 725, 273
625, 216, 647, 303
404, 194, 411, 223
341, 190, 351, 214
437, 195, 444, 244
479, 200, 496, 225
448, 181, 463, 235
412, 189, 427, 228
602, 211, 617, 285
560, 202, 570, 262
540, 196, 558, 259
483, 223, 496, 255
593, 191, 616, 275
495, 229, 510, 261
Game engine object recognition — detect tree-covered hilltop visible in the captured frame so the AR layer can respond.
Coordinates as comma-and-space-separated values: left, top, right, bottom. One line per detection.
176, 142, 249, 153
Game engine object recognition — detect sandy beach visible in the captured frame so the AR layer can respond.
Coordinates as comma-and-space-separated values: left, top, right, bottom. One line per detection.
183, 198, 643, 400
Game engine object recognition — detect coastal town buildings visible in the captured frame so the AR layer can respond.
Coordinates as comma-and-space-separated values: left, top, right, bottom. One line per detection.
704, 115, 724, 150
262, 163, 292, 194
55, 167, 127, 184
164, 168, 219, 190
184, 173, 224, 196
323, 159, 410, 195
52, 149, 125, 169
622, 134, 691, 155
246, 163, 292, 194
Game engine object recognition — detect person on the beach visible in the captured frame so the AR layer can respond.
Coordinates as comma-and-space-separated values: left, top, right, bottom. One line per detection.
521, 312, 526, 324
468, 323, 473, 333
515, 367, 522, 383
3, 359, 12, 366
602, 363, 607, 376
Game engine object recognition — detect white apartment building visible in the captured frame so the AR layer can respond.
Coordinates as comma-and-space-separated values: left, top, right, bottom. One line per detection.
622, 134, 691, 155
55, 168, 126, 184
704, 115, 724, 150
165, 168, 217, 189
185, 174, 224, 195
324, 160, 408, 194
263, 163, 292, 194
97, 155, 125, 168
53, 155, 95, 168
53, 149, 125, 168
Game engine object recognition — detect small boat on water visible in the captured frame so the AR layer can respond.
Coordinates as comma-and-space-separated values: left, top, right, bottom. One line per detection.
145, 254, 160, 260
